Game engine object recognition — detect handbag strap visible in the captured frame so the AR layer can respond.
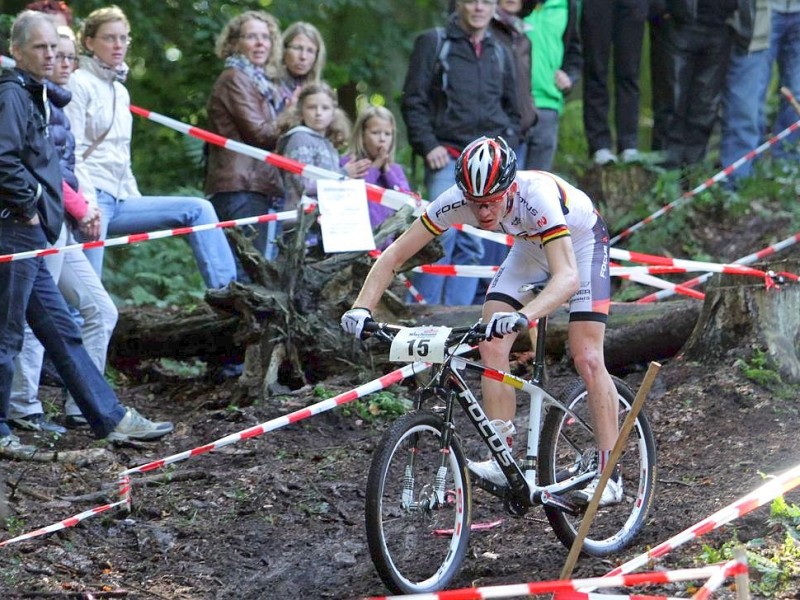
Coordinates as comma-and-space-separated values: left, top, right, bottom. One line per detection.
82, 83, 116, 161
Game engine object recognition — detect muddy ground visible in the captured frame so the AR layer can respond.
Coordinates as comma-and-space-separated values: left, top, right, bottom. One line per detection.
1, 335, 798, 599
2, 197, 800, 599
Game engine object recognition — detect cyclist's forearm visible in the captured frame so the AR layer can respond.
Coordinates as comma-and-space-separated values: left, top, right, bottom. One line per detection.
352, 261, 396, 310
519, 271, 579, 321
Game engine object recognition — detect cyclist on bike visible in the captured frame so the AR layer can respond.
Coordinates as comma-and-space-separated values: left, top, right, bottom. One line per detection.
342, 135, 621, 506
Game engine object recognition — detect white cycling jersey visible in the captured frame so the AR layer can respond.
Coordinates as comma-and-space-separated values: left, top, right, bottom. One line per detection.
420, 170, 610, 319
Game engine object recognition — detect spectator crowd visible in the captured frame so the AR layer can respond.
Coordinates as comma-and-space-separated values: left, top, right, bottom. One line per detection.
0, 0, 798, 454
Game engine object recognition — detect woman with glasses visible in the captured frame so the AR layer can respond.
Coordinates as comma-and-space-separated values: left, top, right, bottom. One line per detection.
205, 11, 285, 265
278, 21, 327, 110
65, 6, 236, 289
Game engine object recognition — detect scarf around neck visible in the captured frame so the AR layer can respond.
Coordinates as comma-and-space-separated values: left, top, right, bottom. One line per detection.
225, 53, 279, 114
80, 54, 129, 83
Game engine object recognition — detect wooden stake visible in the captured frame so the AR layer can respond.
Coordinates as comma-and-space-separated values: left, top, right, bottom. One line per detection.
734, 547, 751, 600
559, 361, 661, 581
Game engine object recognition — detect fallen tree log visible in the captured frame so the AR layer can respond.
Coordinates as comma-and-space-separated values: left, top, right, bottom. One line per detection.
110, 297, 701, 376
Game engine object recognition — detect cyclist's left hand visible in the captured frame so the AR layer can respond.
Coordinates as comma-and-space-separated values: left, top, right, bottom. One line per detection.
341, 307, 374, 339
486, 311, 528, 341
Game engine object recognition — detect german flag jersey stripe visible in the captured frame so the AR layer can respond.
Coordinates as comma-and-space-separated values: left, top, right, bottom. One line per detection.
541, 224, 570, 245
421, 212, 446, 236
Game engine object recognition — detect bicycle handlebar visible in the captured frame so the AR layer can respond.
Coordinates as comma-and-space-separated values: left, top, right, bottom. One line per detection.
362, 318, 527, 346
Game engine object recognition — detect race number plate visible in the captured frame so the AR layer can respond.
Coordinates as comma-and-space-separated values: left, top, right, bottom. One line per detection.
389, 326, 452, 363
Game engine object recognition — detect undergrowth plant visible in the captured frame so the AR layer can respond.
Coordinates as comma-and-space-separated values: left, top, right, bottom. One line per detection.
698, 497, 800, 597
339, 388, 412, 422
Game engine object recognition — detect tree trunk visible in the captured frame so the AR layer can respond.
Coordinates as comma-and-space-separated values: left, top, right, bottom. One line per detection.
681, 261, 800, 382
577, 164, 659, 230
112, 297, 700, 380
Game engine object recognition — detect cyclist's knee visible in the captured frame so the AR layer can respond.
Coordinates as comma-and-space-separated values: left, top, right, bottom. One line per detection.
479, 338, 510, 367
572, 347, 607, 383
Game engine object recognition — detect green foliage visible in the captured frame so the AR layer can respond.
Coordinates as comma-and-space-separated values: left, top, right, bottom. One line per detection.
340, 388, 412, 422
770, 496, 800, 541
156, 358, 207, 378
102, 236, 206, 308
697, 498, 800, 597
735, 348, 783, 389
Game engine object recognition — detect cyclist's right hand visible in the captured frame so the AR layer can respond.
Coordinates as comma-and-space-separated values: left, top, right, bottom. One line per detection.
341, 307, 374, 339
486, 311, 528, 341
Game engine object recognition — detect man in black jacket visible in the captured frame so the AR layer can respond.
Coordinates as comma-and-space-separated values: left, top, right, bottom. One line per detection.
401, 0, 521, 306
0, 11, 173, 454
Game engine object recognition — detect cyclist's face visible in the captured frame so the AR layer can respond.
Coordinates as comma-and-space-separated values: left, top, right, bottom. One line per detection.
466, 183, 515, 230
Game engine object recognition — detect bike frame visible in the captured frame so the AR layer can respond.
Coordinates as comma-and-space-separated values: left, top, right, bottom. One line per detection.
419, 316, 596, 513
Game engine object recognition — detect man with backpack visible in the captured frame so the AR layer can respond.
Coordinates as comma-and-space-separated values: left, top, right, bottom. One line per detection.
401, 0, 521, 306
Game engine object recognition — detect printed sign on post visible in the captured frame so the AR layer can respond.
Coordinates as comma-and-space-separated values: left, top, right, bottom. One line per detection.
317, 179, 376, 253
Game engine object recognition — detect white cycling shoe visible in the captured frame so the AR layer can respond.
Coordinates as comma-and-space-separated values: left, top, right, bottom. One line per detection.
573, 474, 624, 507
467, 458, 507, 487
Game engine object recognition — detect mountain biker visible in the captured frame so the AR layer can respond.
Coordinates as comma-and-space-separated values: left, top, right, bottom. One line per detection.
341, 135, 622, 506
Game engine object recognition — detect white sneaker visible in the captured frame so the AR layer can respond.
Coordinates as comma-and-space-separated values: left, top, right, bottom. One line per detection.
468, 419, 515, 486
106, 407, 174, 442
468, 458, 506, 486
620, 148, 641, 164
0, 433, 37, 457
593, 148, 618, 166
573, 474, 624, 507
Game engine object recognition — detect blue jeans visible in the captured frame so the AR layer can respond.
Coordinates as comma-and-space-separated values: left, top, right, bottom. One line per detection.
721, 45, 771, 181
525, 108, 560, 171
766, 10, 800, 159
0, 215, 125, 438
210, 191, 282, 266
83, 191, 237, 289
408, 157, 484, 305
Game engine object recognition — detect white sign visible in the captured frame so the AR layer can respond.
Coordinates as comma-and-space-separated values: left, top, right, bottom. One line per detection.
389, 326, 453, 364
316, 179, 376, 253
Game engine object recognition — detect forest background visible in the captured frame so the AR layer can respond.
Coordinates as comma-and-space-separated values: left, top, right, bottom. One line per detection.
0, 0, 791, 306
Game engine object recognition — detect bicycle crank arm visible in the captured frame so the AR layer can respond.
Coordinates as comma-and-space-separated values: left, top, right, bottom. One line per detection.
539, 489, 581, 516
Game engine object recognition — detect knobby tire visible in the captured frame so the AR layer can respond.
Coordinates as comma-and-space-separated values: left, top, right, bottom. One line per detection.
365, 411, 472, 594
539, 376, 657, 556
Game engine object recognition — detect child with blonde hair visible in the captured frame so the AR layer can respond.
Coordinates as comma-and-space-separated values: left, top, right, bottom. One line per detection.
342, 105, 411, 235
277, 81, 357, 209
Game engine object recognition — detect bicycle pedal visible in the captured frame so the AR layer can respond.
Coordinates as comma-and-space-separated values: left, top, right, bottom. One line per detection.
540, 490, 580, 516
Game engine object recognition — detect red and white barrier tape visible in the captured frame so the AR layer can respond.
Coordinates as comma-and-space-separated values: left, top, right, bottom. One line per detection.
0, 499, 128, 547
603, 462, 800, 579
0, 208, 303, 263
637, 231, 800, 303
118, 361, 432, 477
609, 118, 800, 246
555, 593, 683, 600
368, 563, 742, 600
0, 54, 423, 215
690, 557, 748, 600
129, 104, 424, 214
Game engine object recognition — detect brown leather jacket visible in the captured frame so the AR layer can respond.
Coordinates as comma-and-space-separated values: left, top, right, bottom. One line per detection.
204, 68, 284, 199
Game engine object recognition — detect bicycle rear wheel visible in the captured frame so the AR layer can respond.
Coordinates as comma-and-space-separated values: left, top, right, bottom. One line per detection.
539, 377, 656, 556
365, 411, 472, 594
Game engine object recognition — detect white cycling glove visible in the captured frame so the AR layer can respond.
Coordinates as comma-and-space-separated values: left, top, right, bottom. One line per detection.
341, 307, 374, 339
486, 311, 528, 341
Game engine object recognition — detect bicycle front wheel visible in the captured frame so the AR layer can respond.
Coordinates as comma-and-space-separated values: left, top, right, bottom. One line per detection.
365, 411, 472, 594
539, 377, 657, 556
